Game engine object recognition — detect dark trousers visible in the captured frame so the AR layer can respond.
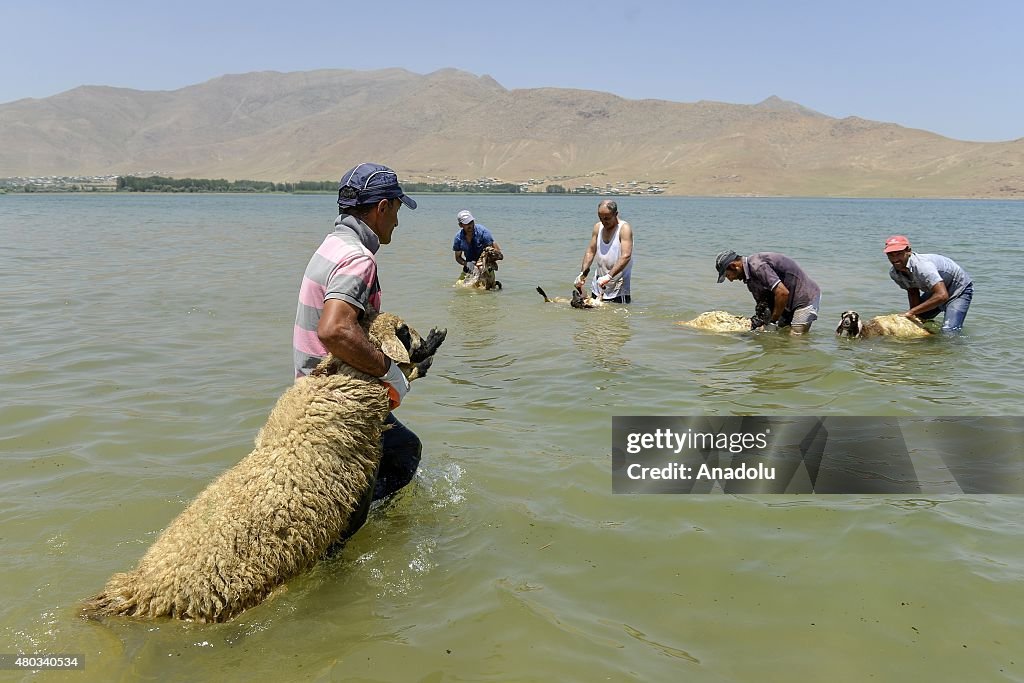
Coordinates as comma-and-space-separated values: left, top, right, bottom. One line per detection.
605, 294, 632, 304
375, 413, 423, 499
343, 413, 422, 539
915, 292, 943, 320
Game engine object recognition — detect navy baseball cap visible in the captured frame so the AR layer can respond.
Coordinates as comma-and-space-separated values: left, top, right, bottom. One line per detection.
337, 163, 417, 210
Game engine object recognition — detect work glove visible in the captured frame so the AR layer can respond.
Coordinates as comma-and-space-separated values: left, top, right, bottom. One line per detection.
597, 274, 612, 289
379, 360, 410, 410
462, 264, 471, 274
749, 314, 766, 331
573, 271, 586, 290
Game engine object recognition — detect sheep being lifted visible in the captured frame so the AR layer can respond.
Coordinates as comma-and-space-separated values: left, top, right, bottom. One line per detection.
455, 245, 503, 290
81, 311, 446, 623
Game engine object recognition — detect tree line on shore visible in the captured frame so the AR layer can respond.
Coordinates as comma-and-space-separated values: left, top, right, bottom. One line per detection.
6, 175, 582, 194
116, 176, 527, 194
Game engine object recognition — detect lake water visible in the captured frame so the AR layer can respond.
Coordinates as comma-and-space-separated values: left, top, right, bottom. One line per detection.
1, 193, 1022, 682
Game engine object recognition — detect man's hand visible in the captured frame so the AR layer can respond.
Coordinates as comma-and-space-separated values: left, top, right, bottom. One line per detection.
573, 271, 586, 290
379, 360, 410, 410
597, 274, 612, 289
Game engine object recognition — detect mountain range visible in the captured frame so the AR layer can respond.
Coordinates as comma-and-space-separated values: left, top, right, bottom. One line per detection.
1, 67, 1022, 198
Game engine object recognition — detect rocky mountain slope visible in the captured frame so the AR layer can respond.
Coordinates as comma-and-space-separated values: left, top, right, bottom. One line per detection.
1, 68, 1021, 197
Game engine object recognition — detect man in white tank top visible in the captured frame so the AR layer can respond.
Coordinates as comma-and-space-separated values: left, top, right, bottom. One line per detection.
573, 200, 634, 303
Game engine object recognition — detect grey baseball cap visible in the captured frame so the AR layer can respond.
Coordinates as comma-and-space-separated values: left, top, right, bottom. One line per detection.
715, 250, 739, 283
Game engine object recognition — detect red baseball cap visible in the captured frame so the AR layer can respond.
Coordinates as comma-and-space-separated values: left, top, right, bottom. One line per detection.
883, 235, 911, 253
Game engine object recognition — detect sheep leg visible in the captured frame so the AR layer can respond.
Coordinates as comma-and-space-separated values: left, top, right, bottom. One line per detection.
408, 355, 435, 380
409, 328, 447, 363
755, 298, 772, 322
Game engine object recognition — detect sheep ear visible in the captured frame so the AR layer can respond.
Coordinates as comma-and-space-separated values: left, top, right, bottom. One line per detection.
379, 338, 411, 364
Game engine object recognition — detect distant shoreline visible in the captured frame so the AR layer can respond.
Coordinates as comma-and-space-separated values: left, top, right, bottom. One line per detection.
4, 172, 1021, 200
2, 188, 1020, 200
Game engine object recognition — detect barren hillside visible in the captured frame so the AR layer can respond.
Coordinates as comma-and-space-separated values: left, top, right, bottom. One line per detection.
1, 68, 1021, 198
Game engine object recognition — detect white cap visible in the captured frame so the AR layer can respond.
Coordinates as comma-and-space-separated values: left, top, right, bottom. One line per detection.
457, 210, 475, 225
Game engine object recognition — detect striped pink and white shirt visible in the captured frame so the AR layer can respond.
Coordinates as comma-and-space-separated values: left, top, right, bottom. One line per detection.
293, 215, 382, 377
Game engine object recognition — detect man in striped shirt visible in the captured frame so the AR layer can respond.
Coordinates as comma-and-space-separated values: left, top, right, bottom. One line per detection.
293, 162, 420, 535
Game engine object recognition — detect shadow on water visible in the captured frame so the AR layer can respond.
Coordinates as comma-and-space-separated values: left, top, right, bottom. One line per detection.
438, 288, 513, 422
694, 328, 825, 390
834, 333, 960, 390
447, 287, 502, 353
570, 305, 633, 371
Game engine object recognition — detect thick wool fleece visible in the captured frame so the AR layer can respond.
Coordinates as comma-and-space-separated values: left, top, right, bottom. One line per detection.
860, 313, 932, 338
81, 363, 390, 622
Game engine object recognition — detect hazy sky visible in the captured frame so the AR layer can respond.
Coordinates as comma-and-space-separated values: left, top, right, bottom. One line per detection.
3, 0, 1021, 142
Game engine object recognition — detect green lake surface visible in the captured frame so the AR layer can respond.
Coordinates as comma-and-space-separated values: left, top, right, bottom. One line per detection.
1, 193, 1022, 682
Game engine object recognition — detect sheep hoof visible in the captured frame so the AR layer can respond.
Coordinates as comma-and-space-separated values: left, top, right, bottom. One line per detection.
410, 355, 435, 380
410, 328, 447, 363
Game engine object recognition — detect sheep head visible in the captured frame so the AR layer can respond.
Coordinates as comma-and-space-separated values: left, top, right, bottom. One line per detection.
310, 311, 446, 382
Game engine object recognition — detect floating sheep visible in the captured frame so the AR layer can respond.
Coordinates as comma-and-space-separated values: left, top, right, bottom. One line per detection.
677, 311, 754, 333
836, 311, 932, 339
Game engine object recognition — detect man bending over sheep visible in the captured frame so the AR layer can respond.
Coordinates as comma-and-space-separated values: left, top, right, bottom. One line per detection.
293, 162, 421, 536
715, 249, 821, 334
882, 235, 974, 333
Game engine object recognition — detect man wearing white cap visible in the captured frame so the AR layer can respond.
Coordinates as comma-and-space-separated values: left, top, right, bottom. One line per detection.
453, 210, 502, 276
883, 235, 973, 332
